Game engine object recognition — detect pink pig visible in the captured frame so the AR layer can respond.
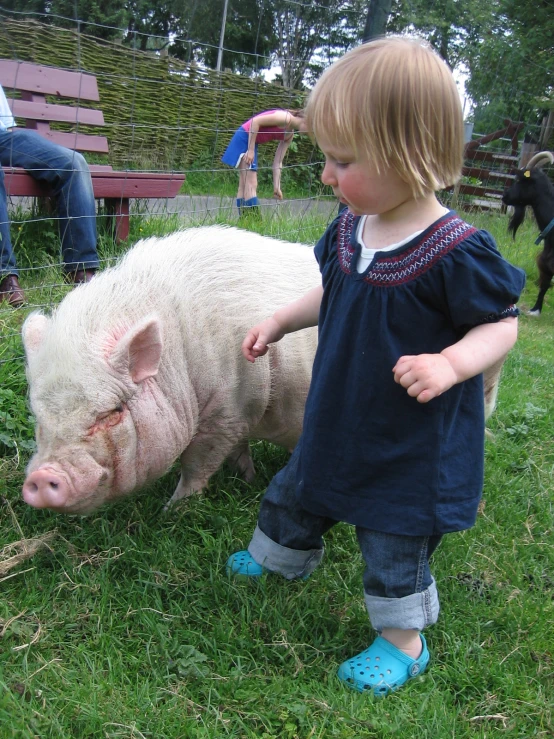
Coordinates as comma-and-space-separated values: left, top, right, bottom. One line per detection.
21, 226, 319, 514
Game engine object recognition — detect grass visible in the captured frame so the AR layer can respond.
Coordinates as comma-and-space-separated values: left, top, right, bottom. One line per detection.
1, 204, 554, 738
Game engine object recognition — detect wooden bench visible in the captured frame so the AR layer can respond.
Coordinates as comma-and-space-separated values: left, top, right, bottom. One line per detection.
0, 60, 185, 242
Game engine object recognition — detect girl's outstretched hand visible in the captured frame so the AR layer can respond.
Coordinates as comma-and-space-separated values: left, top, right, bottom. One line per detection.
393, 354, 458, 403
242, 317, 286, 363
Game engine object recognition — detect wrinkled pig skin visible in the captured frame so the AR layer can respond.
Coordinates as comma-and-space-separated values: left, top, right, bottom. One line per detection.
21, 226, 319, 514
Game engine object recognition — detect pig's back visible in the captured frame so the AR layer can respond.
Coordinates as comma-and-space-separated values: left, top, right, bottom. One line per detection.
53, 226, 321, 336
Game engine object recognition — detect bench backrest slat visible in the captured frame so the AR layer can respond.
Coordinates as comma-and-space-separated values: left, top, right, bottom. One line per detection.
0, 60, 100, 100
33, 131, 110, 153
10, 98, 105, 126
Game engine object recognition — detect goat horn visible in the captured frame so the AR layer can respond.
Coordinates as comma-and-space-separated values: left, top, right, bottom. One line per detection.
525, 151, 554, 169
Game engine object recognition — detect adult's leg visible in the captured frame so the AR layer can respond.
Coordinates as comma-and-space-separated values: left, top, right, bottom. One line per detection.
0, 153, 17, 276
0, 130, 99, 272
242, 169, 258, 202
237, 160, 248, 199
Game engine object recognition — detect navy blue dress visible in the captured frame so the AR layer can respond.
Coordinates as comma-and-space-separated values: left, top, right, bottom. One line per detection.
296, 210, 526, 536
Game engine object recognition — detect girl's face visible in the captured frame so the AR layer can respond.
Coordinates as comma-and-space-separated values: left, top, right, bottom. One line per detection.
318, 137, 413, 217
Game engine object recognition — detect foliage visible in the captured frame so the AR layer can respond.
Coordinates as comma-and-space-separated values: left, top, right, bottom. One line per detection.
266, 0, 366, 89
387, 0, 554, 137
388, 0, 488, 70
464, 0, 554, 131
0, 0, 128, 39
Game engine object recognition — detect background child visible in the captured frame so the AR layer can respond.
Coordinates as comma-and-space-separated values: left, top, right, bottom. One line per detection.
227, 37, 526, 697
221, 108, 307, 215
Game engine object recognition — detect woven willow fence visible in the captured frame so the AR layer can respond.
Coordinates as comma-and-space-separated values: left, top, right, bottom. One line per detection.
0, 18, 318, 172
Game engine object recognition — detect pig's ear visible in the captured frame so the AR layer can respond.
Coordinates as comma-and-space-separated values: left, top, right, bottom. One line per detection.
22, 312, 50, 358
109, 316, 163, 384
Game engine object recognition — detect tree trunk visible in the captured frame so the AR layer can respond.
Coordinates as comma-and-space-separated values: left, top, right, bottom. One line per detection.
362, 0, 393, 42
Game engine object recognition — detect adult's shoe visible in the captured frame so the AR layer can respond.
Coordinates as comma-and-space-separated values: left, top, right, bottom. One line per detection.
0, 274, 26, 308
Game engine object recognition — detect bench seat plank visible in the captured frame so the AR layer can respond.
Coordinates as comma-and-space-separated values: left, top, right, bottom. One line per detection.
4, 167, 184, 198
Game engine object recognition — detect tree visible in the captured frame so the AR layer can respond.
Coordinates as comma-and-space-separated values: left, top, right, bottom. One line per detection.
386, 0, 554, 134
362, 0, 393, 42
463, 0, 554, 132
267, 0, 365, 89
0, 0, 128, 40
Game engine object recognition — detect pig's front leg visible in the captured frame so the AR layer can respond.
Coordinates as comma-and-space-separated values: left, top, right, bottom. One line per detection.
164, 430, 250, 508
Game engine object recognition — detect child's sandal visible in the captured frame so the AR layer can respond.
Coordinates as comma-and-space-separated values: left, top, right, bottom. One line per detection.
337, 634, 430, 697
226, 550, 265, 577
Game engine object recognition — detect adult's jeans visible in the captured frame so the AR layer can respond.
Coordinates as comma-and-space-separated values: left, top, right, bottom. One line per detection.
247, 443, 442, 632
0, 128, 99, 276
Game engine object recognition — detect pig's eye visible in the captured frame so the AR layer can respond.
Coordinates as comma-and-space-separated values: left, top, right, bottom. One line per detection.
88, 404, 126, 435
95, 404, 125, 423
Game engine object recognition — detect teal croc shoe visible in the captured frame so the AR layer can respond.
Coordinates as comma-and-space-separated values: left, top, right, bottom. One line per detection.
337, 634, 430, 697
226, 550, 265, 577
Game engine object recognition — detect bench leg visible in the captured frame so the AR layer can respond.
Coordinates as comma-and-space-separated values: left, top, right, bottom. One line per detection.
104, 198, 130, 243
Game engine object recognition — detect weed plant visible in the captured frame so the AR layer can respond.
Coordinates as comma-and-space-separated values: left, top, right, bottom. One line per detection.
1, 204, 553, 738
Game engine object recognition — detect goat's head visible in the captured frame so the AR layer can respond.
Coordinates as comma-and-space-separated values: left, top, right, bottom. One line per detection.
502, 151, 554, 238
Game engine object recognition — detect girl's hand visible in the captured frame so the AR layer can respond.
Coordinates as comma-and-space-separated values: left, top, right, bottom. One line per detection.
242, 317, 286, 363
273, 186, 283, 199
242, 150, 255, 167
393, 354, 458, 403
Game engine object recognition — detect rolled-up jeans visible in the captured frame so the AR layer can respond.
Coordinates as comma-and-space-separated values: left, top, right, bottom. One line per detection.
248, 444, 442, 632
0, 128, 99, 276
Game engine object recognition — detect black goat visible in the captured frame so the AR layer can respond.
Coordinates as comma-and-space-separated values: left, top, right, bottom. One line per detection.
502, 151, 554, 315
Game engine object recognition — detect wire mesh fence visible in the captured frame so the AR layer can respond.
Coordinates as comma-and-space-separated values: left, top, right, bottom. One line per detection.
0, 2, 553, 365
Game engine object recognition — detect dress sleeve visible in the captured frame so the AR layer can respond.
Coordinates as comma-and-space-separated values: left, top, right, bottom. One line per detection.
314, 214, 342, 271
440, 230, 526, 333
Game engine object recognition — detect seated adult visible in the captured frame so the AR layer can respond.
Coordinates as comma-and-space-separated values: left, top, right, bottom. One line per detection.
0, 83, 99, 307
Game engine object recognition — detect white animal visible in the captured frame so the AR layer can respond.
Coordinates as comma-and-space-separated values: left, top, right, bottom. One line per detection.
21, 226, 319, 514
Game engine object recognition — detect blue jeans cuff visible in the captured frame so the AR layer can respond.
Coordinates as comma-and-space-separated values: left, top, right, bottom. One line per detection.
364, 577, 440, 631
248, 524, 323, 580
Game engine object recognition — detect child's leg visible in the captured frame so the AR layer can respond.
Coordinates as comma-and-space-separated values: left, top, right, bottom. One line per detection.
228, 444, 336, 579
357, 528, 442, 637
337, 528, 441, 695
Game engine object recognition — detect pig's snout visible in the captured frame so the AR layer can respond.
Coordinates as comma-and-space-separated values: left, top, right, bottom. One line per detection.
23, 468, 71, 509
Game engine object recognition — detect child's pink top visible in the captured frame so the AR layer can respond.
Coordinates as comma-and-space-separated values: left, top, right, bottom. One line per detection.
242, 110, 287, 144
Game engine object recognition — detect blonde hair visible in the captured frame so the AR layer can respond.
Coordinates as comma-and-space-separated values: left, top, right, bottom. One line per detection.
305, 37, 464, 198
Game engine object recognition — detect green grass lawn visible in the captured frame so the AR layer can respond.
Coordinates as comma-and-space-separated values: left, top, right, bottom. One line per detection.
1, 206, 553, 738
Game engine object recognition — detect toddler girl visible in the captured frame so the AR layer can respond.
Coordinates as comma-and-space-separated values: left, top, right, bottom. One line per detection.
227, 37, 526, 697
